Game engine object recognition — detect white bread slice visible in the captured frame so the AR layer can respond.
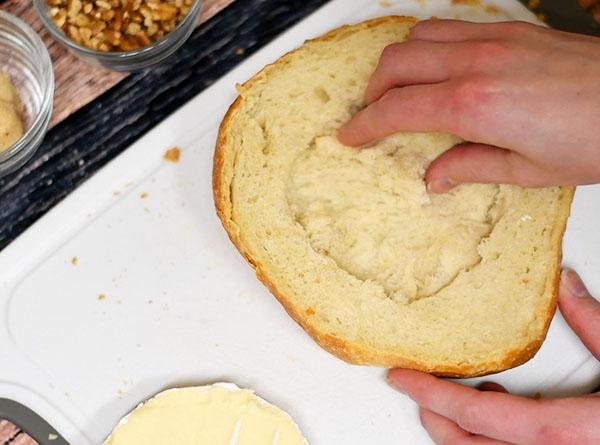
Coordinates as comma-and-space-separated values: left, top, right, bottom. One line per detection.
213, 16, 574, 377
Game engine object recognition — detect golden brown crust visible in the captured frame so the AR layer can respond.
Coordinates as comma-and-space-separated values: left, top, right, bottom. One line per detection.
212, 16, 575, 378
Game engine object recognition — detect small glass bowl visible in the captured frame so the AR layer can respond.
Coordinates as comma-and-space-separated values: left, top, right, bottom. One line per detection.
33, 0, 203, 71
0, 11, 54, 177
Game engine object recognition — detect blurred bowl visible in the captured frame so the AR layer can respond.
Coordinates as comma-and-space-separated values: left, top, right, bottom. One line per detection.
33, 0, 203, 72
0, 11, 54, 178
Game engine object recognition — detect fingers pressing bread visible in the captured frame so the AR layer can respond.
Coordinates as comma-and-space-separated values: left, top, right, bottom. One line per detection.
387, 369, 547, 444
425, 143, 554, 193
558, 268, 600, 360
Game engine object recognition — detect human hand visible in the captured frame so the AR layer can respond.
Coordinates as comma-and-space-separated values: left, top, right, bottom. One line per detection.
388, 268, 600, 445
338, 20, 600, 193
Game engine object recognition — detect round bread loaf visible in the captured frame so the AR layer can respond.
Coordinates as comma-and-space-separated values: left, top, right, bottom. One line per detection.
213, 16, 574, 377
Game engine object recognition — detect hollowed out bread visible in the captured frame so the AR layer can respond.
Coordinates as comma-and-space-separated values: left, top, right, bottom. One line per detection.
213, 16, 574, 377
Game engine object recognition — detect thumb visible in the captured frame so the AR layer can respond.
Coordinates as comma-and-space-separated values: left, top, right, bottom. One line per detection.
425, 143, 545, 193
558, 268, 600, 360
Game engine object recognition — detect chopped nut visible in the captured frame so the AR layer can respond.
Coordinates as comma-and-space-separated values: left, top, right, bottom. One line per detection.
54, 10, 68, 27
139, 4, 152, 18
155, 3, 177, 20
104, 28, 121, 45
80, 26, 93, 42
100, 9, 115, 20
72, 13, 90, 27
66, 24, 82, 43
89, 36, 101, 48
118, 36, 139, 50
137, 30, 151, 45
130, 11, 143, 23
91, 20, 106, 34
162, 18, 175, 32
146, 22, 158, 36
67, 0, 83, 17
95, 0, 112, 9
48, 0, 192, 51
113, 9, 122, 29
126, 22, 141, 34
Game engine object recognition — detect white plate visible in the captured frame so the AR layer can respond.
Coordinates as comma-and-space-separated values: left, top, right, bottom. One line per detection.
1, 1, 599, 444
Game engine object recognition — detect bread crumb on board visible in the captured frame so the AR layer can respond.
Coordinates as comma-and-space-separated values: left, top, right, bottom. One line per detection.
48, 433, 58, 441
140, 192, 149, 199
71, 256, 78, 265
235, 47, 245, 55
163, 146, 181, 163
98, 293, 106, 301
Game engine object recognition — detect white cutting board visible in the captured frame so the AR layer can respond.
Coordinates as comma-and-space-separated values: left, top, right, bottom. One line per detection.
1, 0, 599, 444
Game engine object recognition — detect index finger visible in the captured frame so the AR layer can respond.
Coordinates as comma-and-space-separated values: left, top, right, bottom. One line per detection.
409, 19, 540, 42
337, 82, 459, 146
388, 369, 546, 445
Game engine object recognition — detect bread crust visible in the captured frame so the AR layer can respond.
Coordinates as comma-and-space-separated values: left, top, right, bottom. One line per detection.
213, 16, 575, 377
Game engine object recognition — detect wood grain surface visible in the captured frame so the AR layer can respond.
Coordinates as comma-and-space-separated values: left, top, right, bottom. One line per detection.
1, 0, 233, 126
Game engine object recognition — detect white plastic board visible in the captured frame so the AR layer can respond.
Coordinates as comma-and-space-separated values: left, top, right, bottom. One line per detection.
1, 0, 599, 444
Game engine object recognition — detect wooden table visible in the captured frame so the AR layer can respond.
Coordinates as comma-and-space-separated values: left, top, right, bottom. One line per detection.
0, 0, 599, 443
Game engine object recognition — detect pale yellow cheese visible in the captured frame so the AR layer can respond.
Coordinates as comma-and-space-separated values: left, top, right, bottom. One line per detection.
104, 384, 307, 445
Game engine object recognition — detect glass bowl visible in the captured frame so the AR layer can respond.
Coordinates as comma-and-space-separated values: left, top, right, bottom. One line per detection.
0, 11, 54, 178
33, 0, 203, 71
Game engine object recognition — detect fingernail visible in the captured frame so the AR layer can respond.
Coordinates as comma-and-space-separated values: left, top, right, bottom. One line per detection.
386, 371, 406, 394
427, 178, 456, 194
560, 268, 590, 298
477, 381, 507, 393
